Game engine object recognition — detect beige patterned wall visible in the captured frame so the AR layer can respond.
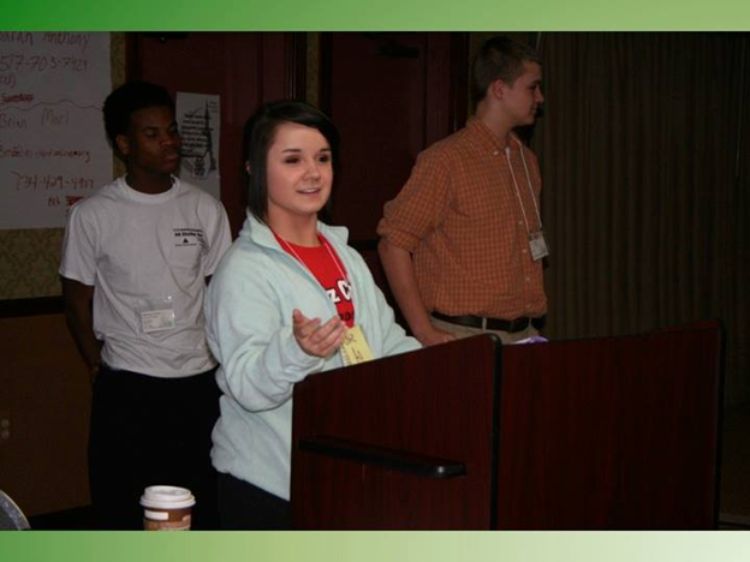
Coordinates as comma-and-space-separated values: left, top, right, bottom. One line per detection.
0, 33, 125, 300
0, 229, 65, 298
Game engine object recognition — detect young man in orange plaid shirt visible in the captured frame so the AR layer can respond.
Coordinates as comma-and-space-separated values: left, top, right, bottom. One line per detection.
377, 36, 548, 346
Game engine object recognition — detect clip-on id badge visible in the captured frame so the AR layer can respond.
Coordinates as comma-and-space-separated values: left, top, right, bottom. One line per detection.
139, 296, 176, 333
340, 325, 374, 366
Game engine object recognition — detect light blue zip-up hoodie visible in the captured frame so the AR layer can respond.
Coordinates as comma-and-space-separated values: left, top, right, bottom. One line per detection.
204, 212, 421, 500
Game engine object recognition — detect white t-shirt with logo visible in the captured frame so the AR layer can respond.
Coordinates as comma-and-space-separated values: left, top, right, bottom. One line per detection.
60, 176, 232, 378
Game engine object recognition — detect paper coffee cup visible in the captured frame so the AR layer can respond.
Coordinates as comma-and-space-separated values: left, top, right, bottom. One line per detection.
140, 485, 195, 531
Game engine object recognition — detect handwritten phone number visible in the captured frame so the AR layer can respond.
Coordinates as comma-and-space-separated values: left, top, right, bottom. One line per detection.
12, 171, 94, 191
0, 53, 88, 73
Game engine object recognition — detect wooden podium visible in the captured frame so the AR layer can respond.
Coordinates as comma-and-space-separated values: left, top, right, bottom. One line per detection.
290, 323, 722, 529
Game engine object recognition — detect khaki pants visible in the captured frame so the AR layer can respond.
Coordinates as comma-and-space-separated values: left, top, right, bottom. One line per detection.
430, 316, 539, 345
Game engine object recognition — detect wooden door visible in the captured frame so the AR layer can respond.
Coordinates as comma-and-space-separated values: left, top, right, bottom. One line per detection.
319, 32, 468, 244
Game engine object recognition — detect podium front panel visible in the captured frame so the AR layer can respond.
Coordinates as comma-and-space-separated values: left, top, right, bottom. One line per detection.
496, 325, 722, 529
292, 335, 500, 530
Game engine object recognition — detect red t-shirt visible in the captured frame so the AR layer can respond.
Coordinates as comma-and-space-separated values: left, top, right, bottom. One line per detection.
274, 233, 355, 327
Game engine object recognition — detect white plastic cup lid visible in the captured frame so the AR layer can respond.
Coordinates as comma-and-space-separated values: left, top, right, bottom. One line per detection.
140, 485, 195, 510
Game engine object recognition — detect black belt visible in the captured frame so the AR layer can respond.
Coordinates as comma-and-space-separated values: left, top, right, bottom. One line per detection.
432, 311, 545, 333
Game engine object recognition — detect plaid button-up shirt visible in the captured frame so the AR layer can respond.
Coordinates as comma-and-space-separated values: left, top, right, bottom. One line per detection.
377, 118, 547, 320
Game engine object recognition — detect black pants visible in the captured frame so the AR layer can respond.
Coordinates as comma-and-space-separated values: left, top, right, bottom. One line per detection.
217, 472, 291, 530
88, 364, 220, 530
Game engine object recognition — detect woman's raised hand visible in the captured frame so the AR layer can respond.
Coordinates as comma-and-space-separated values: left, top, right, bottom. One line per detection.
292, 308, 347, 358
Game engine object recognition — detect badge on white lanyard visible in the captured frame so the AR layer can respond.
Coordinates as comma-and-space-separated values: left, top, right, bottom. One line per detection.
139, 296, 176, 333
507, 140, 550, 262
529, 230, 549, 261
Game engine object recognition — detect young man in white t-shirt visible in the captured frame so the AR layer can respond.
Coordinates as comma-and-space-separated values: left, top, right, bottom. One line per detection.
60, 81, 231, 529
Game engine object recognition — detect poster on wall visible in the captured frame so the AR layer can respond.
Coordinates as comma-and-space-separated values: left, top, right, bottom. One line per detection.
175, 92, 220, 201
0, 32, 113, 229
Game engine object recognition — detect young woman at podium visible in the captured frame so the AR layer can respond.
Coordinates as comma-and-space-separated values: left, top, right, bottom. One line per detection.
203, 100, 420, 529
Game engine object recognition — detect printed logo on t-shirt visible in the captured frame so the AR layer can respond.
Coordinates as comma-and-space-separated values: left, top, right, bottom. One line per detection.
326, 279, 352, 304
326, 279, 354, 325
173, 228, 205, 249
273, 232, 356, 328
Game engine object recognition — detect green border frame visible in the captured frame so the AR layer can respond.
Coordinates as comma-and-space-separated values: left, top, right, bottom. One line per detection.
2, 531, 750, 561
1, 0, 750, 31
2, 1, 750, 561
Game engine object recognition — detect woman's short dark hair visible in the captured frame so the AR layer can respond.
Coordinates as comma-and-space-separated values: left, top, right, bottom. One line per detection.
471, 36, 541, 105
243, 100, 340, 222
103, 81, 175, 146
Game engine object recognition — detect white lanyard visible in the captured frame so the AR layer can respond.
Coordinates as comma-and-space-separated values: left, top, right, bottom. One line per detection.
505, 138, 542, 234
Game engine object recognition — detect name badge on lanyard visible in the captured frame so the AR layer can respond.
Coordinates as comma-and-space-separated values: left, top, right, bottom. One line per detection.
507, 139, 550, 263
340, 325, 374, 366
529, 230, 549, 261
139, 296, 176, 333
